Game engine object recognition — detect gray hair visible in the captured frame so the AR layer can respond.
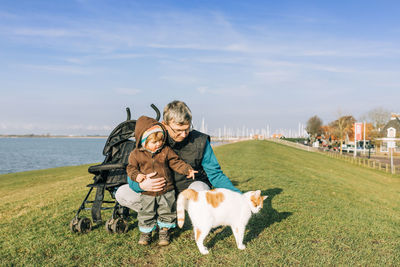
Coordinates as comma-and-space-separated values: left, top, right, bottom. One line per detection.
163, 100, 192, 125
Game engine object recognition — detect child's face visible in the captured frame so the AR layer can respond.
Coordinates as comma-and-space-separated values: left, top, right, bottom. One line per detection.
145, 139, 162, 151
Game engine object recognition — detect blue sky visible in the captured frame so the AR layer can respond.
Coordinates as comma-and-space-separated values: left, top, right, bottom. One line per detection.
1, 0, 399, 135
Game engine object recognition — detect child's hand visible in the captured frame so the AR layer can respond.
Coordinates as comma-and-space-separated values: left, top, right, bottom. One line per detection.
186, 170, 198, 180
136, 174, 146, 183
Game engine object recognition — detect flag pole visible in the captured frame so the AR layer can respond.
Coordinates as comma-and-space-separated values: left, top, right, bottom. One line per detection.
363, 121, 366, 155
354, 122, 358, 158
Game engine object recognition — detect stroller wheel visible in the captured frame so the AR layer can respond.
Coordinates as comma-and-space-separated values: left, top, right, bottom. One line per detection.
105, 219, 113, 234
111, 218, 128, 234
69, 218, 79, 233
76, 217, 92, 234
118, 207, 130, 220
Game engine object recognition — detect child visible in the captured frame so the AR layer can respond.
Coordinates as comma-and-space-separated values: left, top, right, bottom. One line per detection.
126, 116, 197, 246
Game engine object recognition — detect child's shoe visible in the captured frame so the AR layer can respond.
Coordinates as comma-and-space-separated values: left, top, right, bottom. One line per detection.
138, 232, 152, 245
158, 228, 170, 246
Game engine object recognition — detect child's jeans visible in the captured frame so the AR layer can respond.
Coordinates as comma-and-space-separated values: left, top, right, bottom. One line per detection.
138, 190, 176, 233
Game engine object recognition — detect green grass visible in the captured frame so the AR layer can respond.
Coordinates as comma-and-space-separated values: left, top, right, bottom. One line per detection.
1, 140, 399, 266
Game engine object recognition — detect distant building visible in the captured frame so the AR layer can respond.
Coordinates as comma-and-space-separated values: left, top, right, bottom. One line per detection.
252, 134, 265, 140
272, 133, 283, 139
376, 113, 400, 155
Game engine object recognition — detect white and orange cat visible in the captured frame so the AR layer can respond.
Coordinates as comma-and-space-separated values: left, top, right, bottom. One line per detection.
177, 188, 267, 255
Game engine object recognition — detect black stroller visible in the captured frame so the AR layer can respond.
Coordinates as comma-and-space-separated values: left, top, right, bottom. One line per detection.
69, 104, 160, 234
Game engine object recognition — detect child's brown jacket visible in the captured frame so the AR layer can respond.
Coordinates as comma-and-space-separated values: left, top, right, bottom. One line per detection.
126, 116, 192, 196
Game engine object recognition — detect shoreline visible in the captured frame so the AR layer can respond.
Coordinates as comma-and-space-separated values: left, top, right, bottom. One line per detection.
1, 135, 253, 141
0, 135, 107, 139
0, 137, 243, 175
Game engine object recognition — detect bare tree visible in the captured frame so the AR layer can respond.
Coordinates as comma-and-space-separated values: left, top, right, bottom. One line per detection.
306, 115, 323, 142
366, 107, 391, 130
329, 115, 356, 154
361, 107, 391, 145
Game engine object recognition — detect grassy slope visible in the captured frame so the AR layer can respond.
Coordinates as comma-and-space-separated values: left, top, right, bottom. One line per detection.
0, 140, 399, 266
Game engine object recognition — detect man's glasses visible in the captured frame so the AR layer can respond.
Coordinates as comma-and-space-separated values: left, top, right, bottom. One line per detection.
168, 123, 193, 135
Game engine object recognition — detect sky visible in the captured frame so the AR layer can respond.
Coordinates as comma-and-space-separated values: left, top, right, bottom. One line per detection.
1, 0, 400, 136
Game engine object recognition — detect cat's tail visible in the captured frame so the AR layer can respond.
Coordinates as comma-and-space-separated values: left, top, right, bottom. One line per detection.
177, 189, 199, 228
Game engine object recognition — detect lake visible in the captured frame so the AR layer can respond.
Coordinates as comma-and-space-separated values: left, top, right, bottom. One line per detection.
0, 137, 107, 174
0, 137, 226, 174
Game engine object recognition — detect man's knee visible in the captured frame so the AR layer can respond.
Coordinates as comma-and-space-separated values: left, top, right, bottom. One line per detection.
188, 181, 210, 191
115, 184, 141, 212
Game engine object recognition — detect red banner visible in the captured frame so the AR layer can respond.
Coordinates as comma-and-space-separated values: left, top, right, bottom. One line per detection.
354, 123, 362, 141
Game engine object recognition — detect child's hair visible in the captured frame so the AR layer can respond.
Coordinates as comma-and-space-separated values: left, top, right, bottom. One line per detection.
144, 131, 164, 147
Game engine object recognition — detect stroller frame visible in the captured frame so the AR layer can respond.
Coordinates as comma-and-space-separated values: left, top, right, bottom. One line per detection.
70, 104, 160, 234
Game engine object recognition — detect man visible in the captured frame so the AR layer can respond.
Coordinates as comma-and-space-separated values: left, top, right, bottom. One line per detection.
115, 100, 240, 212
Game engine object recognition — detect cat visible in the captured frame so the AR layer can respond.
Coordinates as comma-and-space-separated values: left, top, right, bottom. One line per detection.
177, 188, 267, 255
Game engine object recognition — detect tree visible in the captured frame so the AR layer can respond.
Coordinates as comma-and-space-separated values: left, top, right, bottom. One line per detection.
329, 115, 356, 154
360, 107, 391, 146
366, 107, 391, 130
321, 125, 335, 144
306, 115, 323, 142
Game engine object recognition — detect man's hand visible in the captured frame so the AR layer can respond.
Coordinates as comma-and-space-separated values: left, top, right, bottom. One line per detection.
136, 173, 146, 183
186, 169, 198, 180
138, 172, 166, 192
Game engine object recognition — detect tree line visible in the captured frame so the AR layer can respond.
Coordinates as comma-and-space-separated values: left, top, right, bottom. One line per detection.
306, 107, 392, 154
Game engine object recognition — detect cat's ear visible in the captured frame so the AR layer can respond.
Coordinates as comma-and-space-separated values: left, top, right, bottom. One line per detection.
254, 190, 261, 197
262, 196, 268, 201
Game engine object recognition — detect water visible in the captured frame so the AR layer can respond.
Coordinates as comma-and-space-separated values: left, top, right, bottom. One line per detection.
0, 137, 107, 174
0, 137, 227, 174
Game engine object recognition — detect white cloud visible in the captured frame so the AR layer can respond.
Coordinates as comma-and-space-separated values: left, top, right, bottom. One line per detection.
0, 11, 19, 19
2, 3, 400, 135
254, 71, 295, 83
3, 7, 398, 63
19, 64, 95, 75
197, 86, 208, 94
85, 125, 113, 131
12, 27, 79, 37
114, 88, 141, 95
0, 123, 7, 130
195, 85, 257, 97
160, 75, 198, 84
224, 43, 249, 52
0, 121, 115, 135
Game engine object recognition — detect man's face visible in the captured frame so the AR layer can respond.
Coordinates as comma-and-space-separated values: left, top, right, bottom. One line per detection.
163, 120, 191, 142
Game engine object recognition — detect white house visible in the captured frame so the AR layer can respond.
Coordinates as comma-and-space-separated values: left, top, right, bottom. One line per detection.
377, 113, 400, 155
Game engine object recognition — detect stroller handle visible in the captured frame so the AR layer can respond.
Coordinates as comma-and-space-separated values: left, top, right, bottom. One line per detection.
125, 104, 160, 121
126, 107, 131, 120
151, 104, 161, 121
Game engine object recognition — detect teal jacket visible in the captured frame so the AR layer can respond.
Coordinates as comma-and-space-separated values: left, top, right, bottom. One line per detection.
127, 140, 241, 193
